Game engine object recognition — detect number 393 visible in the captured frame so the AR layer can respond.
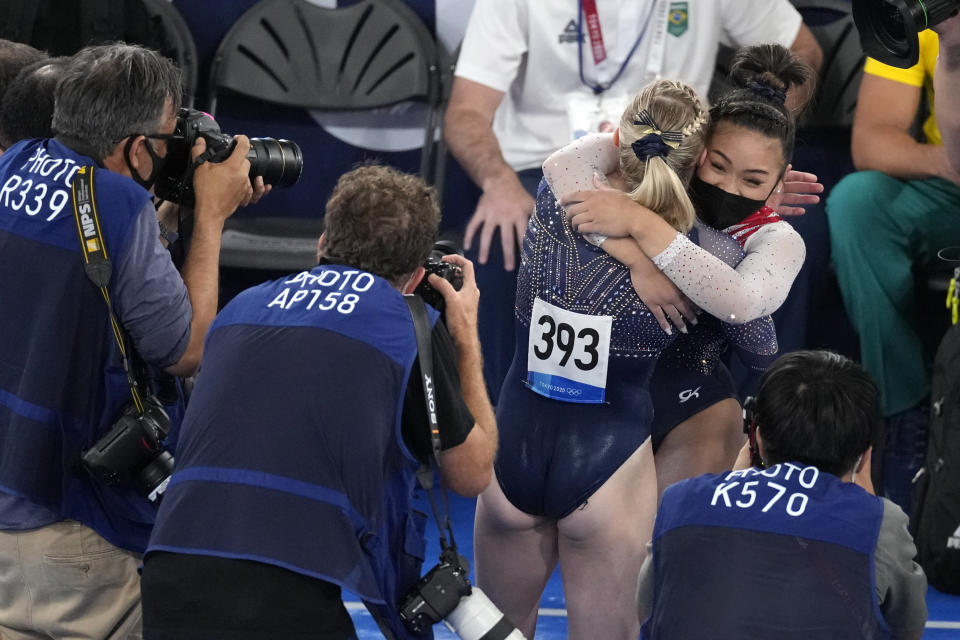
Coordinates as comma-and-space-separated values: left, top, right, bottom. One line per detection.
532, 314, 600, 371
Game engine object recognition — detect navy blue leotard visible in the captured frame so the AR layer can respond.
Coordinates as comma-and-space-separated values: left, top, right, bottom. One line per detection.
494, 181, 675, 519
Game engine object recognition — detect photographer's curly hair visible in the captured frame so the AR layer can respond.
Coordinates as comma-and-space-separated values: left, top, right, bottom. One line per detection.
618, 80, 707, 233
710, 44, 815, 167
323, 164, 440, 286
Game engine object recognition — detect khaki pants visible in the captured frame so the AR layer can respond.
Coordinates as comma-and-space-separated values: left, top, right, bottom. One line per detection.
0, 520, 142, 640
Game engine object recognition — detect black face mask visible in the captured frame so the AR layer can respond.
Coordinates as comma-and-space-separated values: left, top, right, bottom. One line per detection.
123, 136, 166, 191
689, 176, 769, 230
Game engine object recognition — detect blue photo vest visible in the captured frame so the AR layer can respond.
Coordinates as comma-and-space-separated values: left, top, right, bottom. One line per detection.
147, 264, 439, 639
0, 138, 161, 551
643, 463, 889, 639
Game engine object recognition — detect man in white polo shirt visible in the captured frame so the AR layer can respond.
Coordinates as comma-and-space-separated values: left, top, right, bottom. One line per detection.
445, 0, 822, 403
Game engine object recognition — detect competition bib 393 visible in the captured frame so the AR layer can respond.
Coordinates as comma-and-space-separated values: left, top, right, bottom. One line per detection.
526, 298, 612, 404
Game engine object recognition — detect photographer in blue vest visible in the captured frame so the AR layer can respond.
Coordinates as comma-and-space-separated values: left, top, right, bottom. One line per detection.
0, 44, 256, 639
637, 351, 928, 639
140, 164, 497, 639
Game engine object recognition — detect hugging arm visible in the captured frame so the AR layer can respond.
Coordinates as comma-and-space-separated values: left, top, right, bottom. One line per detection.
566, 190, 805, 323
542, 133, 619, 198
651, 225, 805, 323
545, 135, 694, 332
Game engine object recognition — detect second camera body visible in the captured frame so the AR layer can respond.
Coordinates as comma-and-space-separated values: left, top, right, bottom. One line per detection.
415, 240, 464, 312
399, 556, 525, 640
81, 395, 174, 502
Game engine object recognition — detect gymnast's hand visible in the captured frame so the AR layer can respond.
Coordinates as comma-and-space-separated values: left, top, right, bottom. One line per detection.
602, 237, 696, 335
562, 183, 652, 239
767, 164, 823, 216
630, 263, 696, 335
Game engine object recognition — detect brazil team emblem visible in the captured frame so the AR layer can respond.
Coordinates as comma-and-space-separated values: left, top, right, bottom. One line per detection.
668, 2, 688, 37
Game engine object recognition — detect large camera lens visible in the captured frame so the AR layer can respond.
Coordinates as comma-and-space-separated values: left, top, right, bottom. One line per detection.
247, 138, 303, 187
853, 0, 960, 68
155, 108, 305, 205
445, 586, 526, 640
877, 2, 909, 55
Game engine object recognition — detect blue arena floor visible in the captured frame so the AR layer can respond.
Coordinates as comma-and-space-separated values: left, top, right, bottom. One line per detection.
347, 494, 960, 639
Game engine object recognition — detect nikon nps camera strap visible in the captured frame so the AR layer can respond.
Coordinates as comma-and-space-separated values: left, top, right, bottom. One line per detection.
404, 294, 460, 557
70, 165, 147, 416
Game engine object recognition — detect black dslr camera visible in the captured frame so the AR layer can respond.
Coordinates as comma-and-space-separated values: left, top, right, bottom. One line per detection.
155, 108, 303, 206
414, 240, 464, 312
399, 556, 472, 634
399, 551, 524, 639
81, 396, 174, 502
853, 0, 960, 68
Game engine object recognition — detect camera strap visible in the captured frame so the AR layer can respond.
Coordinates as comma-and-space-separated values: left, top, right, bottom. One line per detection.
403, 294, 460, 557
70, 166, 147, 416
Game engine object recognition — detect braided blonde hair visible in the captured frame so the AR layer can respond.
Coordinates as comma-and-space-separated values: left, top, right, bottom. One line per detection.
618, 80, 707, 233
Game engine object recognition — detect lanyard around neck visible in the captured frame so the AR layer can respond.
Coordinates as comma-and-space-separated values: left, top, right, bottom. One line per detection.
71, 165, 147, 415
577, 0, 658, 95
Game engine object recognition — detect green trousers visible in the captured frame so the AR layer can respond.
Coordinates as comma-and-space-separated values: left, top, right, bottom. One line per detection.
827, 170, 960, 416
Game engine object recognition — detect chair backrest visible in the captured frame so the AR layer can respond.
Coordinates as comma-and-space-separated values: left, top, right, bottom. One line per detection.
791, 0, 865, 130
206, 0, 446, 272
208, 0, 439, 113
0, 0, 198, 104
708, 0, 865, 130
207, 0, 441, 181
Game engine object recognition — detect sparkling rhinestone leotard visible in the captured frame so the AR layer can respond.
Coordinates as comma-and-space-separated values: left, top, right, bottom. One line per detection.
494, 180, 676, 519
538, 133, 797, 453
649, 221, 779, 445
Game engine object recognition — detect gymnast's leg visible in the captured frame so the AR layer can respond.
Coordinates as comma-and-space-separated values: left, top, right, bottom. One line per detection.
654, 398, 745, 500
556, 439, 657, 640
473, 475, 559, 639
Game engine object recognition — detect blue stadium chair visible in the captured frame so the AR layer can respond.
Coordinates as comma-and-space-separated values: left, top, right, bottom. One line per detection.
0, 0, 198, 104
780, 0, 862, 360
791, 0, 865, 129
709, 0, 864, 125
206, 0, 444, 270
142, 0, 198, 107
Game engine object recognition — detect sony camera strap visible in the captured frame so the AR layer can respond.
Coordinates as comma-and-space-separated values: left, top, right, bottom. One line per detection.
404, 294, 460, 558
70, 165, 146, 416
